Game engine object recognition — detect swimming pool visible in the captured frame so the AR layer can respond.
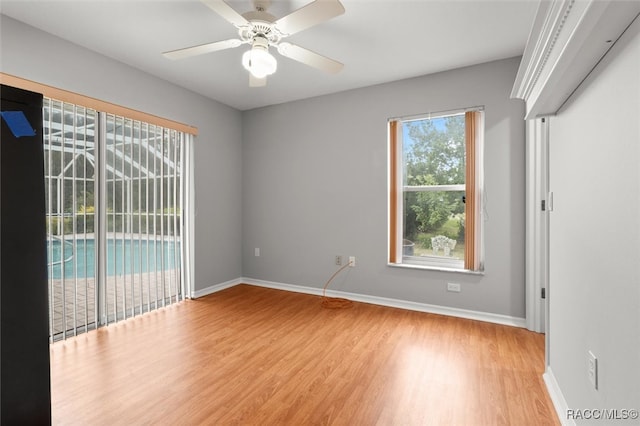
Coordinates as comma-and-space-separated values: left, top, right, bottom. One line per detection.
47, 238, 180, 279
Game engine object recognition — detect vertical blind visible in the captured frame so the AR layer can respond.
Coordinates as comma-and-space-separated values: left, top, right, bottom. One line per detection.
388, 120, 399, 264
464, 111, 479, 271
44, 98, 191, 341
44, 99, 98, 339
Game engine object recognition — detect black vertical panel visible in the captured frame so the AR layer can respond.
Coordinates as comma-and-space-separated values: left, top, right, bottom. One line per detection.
1, 84, 51, 424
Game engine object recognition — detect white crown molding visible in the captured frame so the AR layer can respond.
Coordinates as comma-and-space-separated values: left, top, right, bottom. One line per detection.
512, 0, 640, 119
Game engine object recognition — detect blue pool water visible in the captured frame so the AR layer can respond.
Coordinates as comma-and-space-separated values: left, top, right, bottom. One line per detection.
47, 238, 179, 279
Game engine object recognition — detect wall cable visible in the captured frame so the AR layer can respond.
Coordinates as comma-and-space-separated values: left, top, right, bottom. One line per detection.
321, 262, 354, 309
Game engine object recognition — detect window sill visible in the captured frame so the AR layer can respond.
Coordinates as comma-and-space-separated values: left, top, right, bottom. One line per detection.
387, 262, 485, 276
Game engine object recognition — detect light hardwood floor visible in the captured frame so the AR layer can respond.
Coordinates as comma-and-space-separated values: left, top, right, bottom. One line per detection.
51, 284, 559, 425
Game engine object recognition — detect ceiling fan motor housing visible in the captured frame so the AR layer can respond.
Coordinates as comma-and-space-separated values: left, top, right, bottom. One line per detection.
239, 14, 282, 47
251, 35, 269, 50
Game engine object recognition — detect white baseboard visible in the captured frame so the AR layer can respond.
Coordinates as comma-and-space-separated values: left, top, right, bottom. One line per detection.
191, 277, 526, 328
190, 277, 243, 299
544, 367, 574, 426
242, 277, 526, 328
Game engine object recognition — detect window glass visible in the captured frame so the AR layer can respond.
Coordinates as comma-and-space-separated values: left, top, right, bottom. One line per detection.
389, 109, 482, 271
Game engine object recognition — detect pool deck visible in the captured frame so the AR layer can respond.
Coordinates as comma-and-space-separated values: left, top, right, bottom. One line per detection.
48, 269, 182, 339
47, 231, 182, 338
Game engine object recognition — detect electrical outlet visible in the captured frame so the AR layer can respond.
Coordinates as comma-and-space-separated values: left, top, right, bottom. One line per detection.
335, 255, 342, 266
349, 256, 355, 267
447, 283, 461, 293
587, 351, 598, 390
254, 248, 260, 257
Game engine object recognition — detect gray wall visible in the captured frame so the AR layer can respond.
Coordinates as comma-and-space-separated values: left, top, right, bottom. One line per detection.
0, 16, 243, 291
242, 57, 527, 318
548, 15, 640, 416
1, 15, 528, 318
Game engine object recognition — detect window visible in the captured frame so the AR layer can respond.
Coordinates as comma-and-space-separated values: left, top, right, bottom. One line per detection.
389, 109, 483, 272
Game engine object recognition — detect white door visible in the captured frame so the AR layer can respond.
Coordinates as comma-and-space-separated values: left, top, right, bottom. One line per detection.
525, 117, 549, 338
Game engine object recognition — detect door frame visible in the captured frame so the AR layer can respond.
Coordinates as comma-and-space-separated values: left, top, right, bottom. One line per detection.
525, 117, 550, 352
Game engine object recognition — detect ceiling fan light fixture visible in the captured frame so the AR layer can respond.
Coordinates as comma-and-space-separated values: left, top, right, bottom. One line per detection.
165, 0, 346, 87
242, 39, 277, 79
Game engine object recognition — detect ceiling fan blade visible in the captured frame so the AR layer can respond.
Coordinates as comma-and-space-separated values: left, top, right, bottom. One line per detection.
200, 0, 249, 28
163, 38, 243, 60
274, 0, 345, 36
277, 42, 343, 74
249, 74, 267, 87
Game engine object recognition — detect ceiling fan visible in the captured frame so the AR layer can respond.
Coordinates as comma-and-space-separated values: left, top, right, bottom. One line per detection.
163, 0, 345, 87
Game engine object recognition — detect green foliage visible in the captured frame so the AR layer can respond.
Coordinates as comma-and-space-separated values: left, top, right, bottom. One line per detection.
412, 190, 460, 234
78, 205, 95, 214
157, 207, 181, 215
405, 115, 465, 186
457, 217, 465, 240
403, 115, 466, 239
46, 216, 73, 236
412, 217, 463, 249
77, 205, 95, 233
415, 233, 433, 249
440, 216, 462, 240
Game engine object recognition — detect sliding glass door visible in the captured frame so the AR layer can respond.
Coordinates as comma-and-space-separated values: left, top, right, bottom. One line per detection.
102, 115, 183, 323
44, 99, 189, 341
44, 99, 98, 338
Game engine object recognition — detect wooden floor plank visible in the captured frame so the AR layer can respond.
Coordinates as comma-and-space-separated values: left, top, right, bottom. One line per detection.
50, 284, 559, 425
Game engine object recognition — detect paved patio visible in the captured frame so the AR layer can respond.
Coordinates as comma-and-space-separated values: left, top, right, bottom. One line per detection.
48, 270, 182, 339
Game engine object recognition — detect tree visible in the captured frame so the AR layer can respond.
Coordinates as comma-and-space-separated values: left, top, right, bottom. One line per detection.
403, 115, 465, 239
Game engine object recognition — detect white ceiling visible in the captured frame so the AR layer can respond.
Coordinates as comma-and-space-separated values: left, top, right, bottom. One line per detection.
0, 0, 540, 111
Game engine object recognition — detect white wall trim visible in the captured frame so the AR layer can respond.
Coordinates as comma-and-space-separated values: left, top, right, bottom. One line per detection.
191, 277, 527, 327
511, 0, 640, 118
525, 118, 549, 334
243, 278, 526, 328
191, 278, 527, 327
192, 278, 526, 327
525, 118, 537, 332
543, 367, 575, 426
190, 278, 243, 299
